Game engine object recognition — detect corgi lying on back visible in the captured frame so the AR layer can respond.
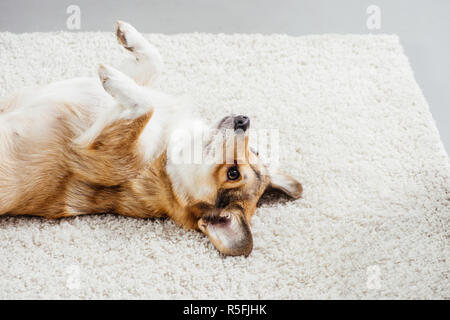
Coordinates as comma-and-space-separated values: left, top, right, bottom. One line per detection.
0, 21, 302, 256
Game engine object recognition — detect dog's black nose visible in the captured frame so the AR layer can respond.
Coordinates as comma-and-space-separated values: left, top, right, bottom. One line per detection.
233, 115, 250, 132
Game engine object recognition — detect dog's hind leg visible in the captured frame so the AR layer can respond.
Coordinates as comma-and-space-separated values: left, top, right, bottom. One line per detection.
71, 65, 155, 185
115, 21, 163, 86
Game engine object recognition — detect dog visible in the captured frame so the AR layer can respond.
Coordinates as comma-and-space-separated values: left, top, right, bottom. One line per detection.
0, 21, 302, 256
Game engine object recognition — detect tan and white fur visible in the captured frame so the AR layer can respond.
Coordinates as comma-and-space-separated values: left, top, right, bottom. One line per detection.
0, 22, 302, 256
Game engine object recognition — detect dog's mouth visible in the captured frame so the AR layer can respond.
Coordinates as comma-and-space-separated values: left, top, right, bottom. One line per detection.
198, 211, 253, 257
201, 214, 231, 226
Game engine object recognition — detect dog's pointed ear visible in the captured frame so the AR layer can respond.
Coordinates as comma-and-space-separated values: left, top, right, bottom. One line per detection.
268, 170, 303, 199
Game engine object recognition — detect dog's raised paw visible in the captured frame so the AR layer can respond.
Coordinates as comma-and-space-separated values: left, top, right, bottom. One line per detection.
115, 20, 144, 52
97, 64, 125, 98
97, 63, 153, 119
115, 21, 130, 49
98, 64, 109, 85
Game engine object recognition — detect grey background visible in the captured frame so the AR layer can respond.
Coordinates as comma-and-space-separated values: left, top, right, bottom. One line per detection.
0, 0, 449, 153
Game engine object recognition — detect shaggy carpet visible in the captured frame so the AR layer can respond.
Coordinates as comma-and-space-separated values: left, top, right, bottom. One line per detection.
0, 32, 448, 299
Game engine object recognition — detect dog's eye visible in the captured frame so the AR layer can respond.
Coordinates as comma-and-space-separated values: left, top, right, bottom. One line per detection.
227, 166, 240, 181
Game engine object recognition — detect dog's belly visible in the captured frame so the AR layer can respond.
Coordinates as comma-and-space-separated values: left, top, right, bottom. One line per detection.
0, 78, 116, 214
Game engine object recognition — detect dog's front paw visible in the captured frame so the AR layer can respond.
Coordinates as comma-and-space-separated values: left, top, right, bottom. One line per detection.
98, 63, 137, 102
98, 64, 153, 119
98, 64, 110, 86
98, 64, 122, 97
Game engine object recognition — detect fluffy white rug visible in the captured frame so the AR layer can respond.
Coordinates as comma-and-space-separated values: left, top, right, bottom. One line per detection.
0, 32, 448, 299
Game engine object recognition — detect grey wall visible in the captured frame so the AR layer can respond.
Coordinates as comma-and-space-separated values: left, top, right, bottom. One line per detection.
0, 0, 449, 153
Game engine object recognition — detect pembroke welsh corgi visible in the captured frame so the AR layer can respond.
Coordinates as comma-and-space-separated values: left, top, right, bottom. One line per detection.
0, 21, 302, 256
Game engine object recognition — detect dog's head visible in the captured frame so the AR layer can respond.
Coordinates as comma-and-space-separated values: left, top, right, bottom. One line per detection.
167, 114, 302, 256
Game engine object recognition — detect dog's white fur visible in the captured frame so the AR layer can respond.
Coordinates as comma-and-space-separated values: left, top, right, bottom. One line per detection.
0, 21, 215, 213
